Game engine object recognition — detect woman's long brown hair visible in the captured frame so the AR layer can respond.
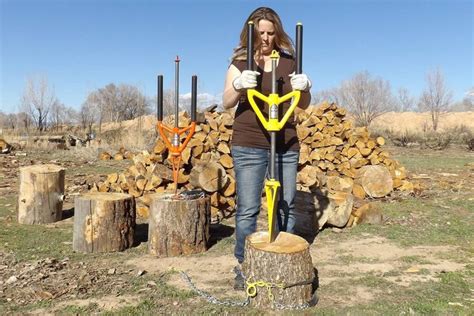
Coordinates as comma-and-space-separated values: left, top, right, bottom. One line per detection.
231, 7, 295, 62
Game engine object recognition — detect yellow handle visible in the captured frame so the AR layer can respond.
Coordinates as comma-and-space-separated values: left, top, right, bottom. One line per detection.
265, 179, 280, 242
247, 90, 301, 132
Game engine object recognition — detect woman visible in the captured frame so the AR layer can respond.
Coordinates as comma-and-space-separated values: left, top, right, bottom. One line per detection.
222, 7, 312, 289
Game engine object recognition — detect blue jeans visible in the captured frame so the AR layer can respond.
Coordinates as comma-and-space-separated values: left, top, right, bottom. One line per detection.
232, 145, 299, 263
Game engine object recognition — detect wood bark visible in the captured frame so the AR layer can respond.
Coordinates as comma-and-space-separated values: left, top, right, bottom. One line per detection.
148, 193, 210, 257
18, 164, 65, 224
242, 232, 315, 309
73, 192, 135, 253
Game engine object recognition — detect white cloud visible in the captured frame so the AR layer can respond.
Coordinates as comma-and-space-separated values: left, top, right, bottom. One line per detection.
179, 92, 221, 110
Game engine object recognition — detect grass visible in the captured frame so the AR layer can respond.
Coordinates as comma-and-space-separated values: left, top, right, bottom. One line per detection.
1, 146, 473, 314
388, 145, 474, 174
316, 269, 473, 315
399, 255, 433, 264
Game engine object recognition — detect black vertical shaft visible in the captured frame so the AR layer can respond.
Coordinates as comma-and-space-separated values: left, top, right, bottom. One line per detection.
175, 56, 180, 128
191, 75, 197, 122
296, 23, 303, 74
157, 75, 163, 121
247, 21, 254, 71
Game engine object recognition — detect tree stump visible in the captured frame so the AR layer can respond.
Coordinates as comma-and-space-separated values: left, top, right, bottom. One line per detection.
242, 231, 316, 309
18, 164, 65, 224
73, 192, 135, 253
148, 192, 210, 257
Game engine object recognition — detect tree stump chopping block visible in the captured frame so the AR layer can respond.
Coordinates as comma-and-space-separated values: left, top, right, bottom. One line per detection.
242, 231, 316, 309
18, 164, 66, 224
73, 192, 135, 253
148, 192, 210, 257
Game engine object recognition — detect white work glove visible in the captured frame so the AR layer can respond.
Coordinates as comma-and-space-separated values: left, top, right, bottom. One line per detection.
289, 73, 312, 92
232, 70, 260, 91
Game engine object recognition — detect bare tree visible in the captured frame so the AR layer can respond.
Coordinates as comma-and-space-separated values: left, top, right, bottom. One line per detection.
160, 89, 177, 118
116, 85, 149, 120
81, 93, 101, 131
84, 83, 150, 130
397, 87, 416, 112
50, 101, 66, 131
0, 112, 13, 130
337, 71, 395, 126
313, 88, 342, 105
418, 68, 453, 131
16, 112, 32, 134
20, 75, 58, 132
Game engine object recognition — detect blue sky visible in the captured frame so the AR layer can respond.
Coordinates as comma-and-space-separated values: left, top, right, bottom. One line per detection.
1, 0, 472, 113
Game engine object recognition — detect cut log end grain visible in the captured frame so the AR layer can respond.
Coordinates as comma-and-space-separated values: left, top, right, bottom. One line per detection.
247, 231, 309, 254
356, 165, 393, 198
189, 161, 228, 193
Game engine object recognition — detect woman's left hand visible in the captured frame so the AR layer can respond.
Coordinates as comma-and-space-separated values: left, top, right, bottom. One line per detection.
289, 73, 312, 92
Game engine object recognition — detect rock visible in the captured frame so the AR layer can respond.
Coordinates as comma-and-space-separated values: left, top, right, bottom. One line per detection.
6, 275, 18, 285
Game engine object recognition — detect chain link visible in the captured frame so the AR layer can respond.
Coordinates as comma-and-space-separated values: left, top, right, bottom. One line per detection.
179, 270, 317, 310
180, 271, 250, 307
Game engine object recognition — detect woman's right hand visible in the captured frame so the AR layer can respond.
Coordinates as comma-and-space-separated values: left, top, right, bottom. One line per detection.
232, 70, 260, 91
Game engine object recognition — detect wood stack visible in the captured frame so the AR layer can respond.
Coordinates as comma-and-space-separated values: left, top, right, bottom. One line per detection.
98, 146, 135, 161
0, 138, 12, 154
295, 102, 415, 228
92, 102, 417, 228
92, 110, 236, 220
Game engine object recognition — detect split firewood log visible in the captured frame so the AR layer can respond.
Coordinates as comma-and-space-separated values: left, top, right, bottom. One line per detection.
99, 151, 112, 160
189, 161, 228, 193
350, 202, 384, 226
325, 190, 354, 227
355, 165, 393, 198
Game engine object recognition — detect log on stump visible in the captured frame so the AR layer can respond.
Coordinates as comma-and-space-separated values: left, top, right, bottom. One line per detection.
148, 192, 210, 257
242, 232, 316, 309
73, 192, 135, 253
18, 164, 65, 224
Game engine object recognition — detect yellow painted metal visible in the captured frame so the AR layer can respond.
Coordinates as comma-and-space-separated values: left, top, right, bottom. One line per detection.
270, 49, 280, 60
265, 179, 280, 242
247, 90, 301, 132
245, 49, 302, 242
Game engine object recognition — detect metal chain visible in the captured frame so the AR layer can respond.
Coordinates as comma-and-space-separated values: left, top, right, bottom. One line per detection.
179, 270, 317, 310
179, 271, 250, 307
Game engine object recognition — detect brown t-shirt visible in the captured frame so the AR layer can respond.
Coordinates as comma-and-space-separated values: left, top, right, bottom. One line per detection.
231, 53, 300, 152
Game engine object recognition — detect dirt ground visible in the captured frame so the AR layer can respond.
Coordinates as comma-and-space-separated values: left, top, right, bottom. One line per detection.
0, 145, 473, 314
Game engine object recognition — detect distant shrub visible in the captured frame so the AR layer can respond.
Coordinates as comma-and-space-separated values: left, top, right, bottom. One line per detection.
467, 139, 474, 151
392, 131, 421, 147
420, 131, 452, 150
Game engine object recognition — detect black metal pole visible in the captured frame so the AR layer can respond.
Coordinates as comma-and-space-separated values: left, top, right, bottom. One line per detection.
247, 21, 254, 71
191, 75, 197, 122
157, 75, 163, 121
174, 56, 180, 128
296, 23, 303, 75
